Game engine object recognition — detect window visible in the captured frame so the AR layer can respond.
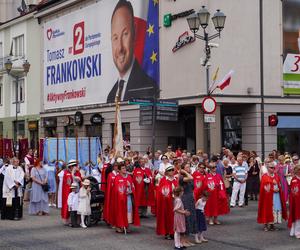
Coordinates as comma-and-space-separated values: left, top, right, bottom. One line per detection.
13, 120, 25, 140
86, 125, 102, 138
13, 35, 24, 57
0, 42, 3, 70
111, 122, 130, 146
0, 79, 2, 105
12, 78, 25, 103
64, 125, 75, 137
222, 115, 242, 152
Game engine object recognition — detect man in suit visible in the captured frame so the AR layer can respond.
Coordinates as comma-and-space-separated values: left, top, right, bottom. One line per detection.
107, 0, 157, 103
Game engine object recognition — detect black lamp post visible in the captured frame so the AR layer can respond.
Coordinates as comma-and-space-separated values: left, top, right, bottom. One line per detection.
186, 6, 226, 156
5, 58, 31, 154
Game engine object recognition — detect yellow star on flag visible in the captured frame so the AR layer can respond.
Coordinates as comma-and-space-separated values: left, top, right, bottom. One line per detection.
153, 0, 159, 6
150, 51, 157, 64
147, 24, 154, 36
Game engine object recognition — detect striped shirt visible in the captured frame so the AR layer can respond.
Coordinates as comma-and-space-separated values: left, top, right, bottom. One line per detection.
233, 164, 248, 182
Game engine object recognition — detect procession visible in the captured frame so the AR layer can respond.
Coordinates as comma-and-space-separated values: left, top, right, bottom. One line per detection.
0, 145, 300, 249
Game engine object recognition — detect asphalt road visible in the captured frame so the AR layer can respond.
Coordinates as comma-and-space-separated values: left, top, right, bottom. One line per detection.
0, 200, 299, 250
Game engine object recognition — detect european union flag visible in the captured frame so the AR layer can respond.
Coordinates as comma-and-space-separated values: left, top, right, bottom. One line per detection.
142, 0, 159, 85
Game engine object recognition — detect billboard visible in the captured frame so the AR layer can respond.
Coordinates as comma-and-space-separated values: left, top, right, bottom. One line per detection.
283, 0, 300, 94
43, 0, 159, 110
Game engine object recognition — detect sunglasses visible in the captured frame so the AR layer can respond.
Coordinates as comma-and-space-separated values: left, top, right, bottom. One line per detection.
210, 166, 216, 169
268, 167, 275, 169
167, 169, 175, 172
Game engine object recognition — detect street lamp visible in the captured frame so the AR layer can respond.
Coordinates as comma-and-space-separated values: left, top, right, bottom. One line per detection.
186, 6, 226, 156
5, 58, 31, 154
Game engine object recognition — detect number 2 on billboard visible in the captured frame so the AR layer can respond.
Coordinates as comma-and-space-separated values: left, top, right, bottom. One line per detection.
73, 22, 84, 55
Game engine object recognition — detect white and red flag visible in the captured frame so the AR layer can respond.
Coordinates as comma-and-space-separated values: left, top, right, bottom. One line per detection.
216, 70, 234, 90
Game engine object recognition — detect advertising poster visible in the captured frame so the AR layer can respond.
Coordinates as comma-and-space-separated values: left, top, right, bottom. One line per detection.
43, 0, 159, 110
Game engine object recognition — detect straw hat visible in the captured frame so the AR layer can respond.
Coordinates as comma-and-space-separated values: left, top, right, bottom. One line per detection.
165, 165, 174, 173
67, 159, 77, 168
70, 182, 78, 189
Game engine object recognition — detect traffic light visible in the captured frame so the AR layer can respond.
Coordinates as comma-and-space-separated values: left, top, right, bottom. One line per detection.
268, 115, 278, 126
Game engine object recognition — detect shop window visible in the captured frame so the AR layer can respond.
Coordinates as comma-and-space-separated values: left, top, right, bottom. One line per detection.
111, 122, 130, 146
277, 115, 300, 154
45, 127, 56, 137
222, 115, 242, 152
0, 122, 3, 138
0, 81, 2, 105
64, 125, 75, 137
13, 120, 25, 140
86, 125, 102, 138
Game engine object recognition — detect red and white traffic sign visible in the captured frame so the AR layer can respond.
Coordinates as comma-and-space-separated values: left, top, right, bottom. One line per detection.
202, 96, 217, 114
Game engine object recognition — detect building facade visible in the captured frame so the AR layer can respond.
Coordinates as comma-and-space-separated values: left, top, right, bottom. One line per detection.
0, 11, 41, 149
35, 0, 300, 157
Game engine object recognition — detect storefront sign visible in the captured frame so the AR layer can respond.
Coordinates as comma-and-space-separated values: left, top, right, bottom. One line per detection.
44, 117, 57, 128
43, 0, 159, 110
28, 121, 38, 131
283, 53, 300, 95
164, 9, 195, 27
90, 113, 104, 125
172, 31, 195, 53
74, 111, 83, 126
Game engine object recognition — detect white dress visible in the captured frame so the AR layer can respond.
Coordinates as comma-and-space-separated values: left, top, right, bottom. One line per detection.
78, 187, 91, 215
57, 170, 64, 208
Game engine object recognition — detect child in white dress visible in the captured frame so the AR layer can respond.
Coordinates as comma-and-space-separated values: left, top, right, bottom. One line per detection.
78, 179, 91, 228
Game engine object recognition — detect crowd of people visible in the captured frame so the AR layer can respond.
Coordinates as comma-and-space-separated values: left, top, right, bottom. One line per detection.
0, 146, 300, 249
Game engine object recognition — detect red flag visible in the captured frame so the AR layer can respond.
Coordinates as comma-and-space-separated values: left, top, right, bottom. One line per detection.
217, 70, 234, 90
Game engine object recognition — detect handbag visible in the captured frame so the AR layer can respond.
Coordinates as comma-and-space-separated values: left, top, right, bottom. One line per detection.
36, 168, 50, 192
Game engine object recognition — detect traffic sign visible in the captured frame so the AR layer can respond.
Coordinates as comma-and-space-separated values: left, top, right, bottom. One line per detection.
202, 96, 217, 114
204, 114, 216, 123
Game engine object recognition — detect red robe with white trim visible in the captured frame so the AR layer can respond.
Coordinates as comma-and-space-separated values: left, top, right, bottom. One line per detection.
192, 171, 207, 201
61, 170, 81, 219
205, 173, 229, 217
103, 171, 118, 224
111, 174, 140, 228
257, 173, 287, 224
133, 167, 155, 207
156, 176, 178, 235
288, 176, 300, 228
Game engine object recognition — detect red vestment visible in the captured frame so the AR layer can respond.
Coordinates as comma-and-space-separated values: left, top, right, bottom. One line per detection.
205, 173, 229, 217
103, 171, 118, 224
257, 173, 287, 224
133, 167, 155, 207
192, 171, 207, 201
156, 176, 178, 235
100, 163, 108, 192
288, 176, 300, 228
61, 170, 81, 219
111, 174, 140, 228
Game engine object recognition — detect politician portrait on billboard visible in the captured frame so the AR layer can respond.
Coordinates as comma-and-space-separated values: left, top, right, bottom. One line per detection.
43, 0, 159, 110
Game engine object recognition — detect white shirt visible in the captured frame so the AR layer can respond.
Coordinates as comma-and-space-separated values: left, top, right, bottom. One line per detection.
2, 165, 24, 198
117, 59, 134, 101
68, 191, 79, 211
196, 198, 206, 211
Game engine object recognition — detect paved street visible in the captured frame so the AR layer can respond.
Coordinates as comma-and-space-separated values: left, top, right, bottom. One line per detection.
0, 201, 299, 250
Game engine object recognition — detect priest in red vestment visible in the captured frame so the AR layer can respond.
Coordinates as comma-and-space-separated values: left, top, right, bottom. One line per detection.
192, 162, 207, 201
288, 165, 300, 238
61, 160, 82, 224
111, 160, 140, 233
257, 162, 287, 231
133, 158, 155, 218
156, 165, 178, 239
103, 163, 118, 225
205, 163, 229, 225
